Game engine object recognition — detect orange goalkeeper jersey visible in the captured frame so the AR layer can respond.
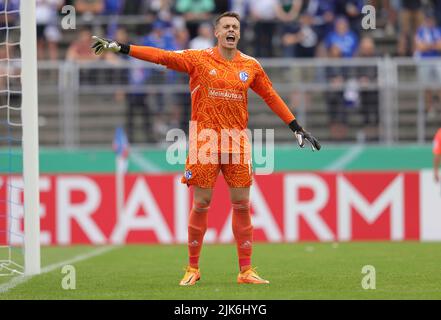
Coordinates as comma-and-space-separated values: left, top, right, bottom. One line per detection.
129, 45, 295, 154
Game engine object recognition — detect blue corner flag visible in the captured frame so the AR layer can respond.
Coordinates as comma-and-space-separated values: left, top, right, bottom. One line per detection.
113, 126, 129, 159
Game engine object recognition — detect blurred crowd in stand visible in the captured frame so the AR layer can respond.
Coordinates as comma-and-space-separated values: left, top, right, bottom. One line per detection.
1, 0, 440, 142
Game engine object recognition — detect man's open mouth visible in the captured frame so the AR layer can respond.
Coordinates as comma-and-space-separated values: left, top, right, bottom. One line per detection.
226, 35, 236, 43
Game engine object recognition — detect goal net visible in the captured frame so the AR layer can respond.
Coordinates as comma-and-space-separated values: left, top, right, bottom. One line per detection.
0, 0, 40, 276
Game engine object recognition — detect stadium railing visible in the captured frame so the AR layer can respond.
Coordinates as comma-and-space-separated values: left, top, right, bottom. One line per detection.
32, 57, 441, 147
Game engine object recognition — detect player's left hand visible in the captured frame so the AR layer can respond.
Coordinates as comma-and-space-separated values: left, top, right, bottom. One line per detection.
289, 119, 321, 151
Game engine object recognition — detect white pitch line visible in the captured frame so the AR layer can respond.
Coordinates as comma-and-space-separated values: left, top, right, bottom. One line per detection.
0, 246, 117, 294
129, 151, 162, 172
325, 145, 364, 171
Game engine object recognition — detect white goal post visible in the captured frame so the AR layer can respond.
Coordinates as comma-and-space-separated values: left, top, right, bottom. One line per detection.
20, 1, 41, 275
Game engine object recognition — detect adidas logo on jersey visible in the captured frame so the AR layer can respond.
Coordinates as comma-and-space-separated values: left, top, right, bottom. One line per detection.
209, 69, 217, 76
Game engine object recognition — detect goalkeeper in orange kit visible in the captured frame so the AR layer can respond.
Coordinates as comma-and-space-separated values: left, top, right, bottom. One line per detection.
92, 12, 321, 286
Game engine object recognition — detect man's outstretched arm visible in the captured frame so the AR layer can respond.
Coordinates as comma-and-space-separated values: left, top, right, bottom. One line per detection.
250, 64, 321, 151
91, 36, 194, 73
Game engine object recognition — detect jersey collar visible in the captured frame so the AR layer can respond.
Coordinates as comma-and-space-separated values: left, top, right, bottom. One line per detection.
213, 46, 241, 63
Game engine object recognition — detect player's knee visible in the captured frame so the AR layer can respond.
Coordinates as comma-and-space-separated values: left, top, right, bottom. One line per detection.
230, 187, 250, 204
231, 194, 250, 202
193, 187, 213, 209
232, 200, 250, 214
192, 201, 210, 213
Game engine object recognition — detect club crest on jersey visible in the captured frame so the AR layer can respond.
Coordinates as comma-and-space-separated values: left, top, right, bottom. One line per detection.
239, 71, 249, 82
185, 170, 192, 180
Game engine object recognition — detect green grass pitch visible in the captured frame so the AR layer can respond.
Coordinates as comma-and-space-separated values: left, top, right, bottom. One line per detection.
1, 242, 441, 299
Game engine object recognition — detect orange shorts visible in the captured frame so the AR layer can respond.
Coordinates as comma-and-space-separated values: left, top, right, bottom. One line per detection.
181, 153, 253, 188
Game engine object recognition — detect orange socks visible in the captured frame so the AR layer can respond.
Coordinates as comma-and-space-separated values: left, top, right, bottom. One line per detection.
187, 200, 253, 271
187, 202, 209, 269
232, 200, 253, 272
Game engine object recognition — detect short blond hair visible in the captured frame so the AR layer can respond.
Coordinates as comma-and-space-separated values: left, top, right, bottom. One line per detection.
214, 12, 241, 27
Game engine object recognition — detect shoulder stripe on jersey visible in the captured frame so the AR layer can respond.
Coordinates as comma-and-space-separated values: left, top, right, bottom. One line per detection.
239, 53, 260, 65
174, 49, 203, 54
191, 85, 201, 96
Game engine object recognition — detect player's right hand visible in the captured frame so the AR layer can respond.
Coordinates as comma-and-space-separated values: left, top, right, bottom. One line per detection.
91, 36, 121, 55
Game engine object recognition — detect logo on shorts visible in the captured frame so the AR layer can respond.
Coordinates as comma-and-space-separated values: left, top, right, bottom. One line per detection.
185, 169, 192, 180
239, 71, 249, 82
